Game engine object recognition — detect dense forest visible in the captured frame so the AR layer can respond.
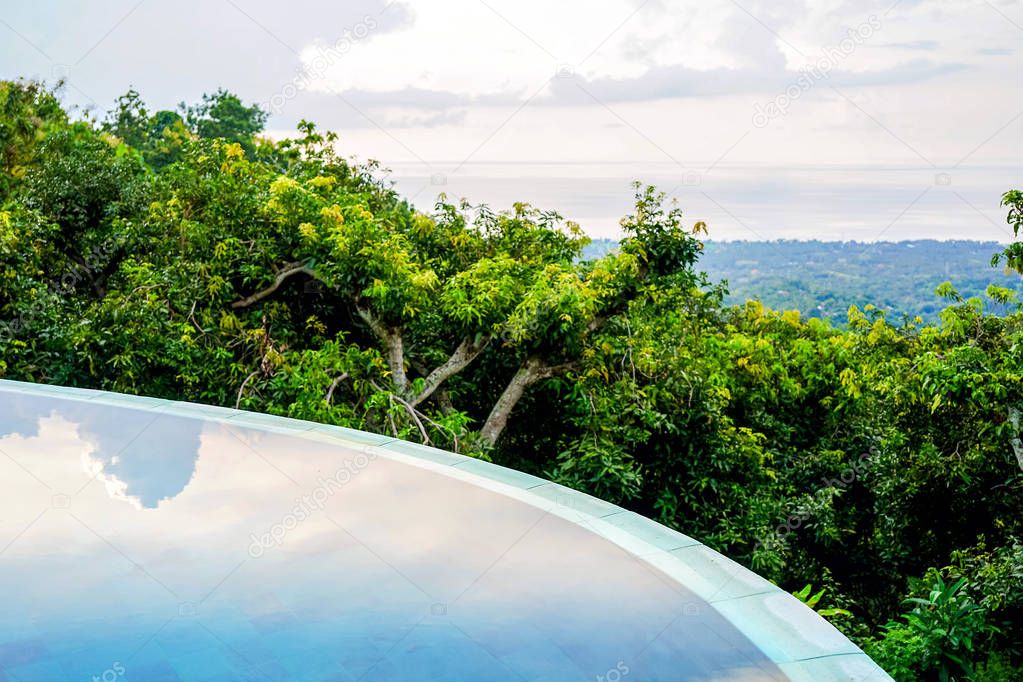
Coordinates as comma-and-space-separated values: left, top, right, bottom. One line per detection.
586, 238, 1023, 324
2, 80, 1022, 680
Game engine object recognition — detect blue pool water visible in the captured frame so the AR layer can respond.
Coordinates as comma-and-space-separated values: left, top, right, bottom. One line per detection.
0, 383, 885, 681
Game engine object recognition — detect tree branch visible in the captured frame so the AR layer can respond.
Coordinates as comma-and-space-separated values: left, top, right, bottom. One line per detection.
231, 261, 320, 309
413, 405, 461, 453
432, 386, 456, 416
391, 393, 431, 445
188, 300, 210, 335
410, 336, 490, 408
355, 301, 388, 340
235, 370, 259, 409
324, 372, 349, 404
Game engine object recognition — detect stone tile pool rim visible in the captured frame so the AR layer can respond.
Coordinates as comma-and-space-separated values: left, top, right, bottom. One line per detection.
0, 379, 891, 681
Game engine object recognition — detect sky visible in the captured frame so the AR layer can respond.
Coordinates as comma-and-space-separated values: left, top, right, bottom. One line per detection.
2, 0, 1022, 240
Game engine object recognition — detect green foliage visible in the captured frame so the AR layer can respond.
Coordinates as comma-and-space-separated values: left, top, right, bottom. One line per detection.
995, 189, 1023, 276
179, 88, 268, 153
103, 87, 267, 169
0, 80, 67, 198
26, 123, 149, 247
102, 88, 192, 170
551, 436, 643, 505
793, 584, 853, 619
2, 80, 1023, 676
866, 576, 999, 681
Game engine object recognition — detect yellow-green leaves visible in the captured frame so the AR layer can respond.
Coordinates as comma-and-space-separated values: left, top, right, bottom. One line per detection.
219, 142, 245, 173
502, 264, 596, 348
307, 175, 337, 193
442, 256, 525, 329
298, 222, 318, 243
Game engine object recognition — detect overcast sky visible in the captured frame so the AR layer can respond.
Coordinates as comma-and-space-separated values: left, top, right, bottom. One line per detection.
2, 0, 1022, 239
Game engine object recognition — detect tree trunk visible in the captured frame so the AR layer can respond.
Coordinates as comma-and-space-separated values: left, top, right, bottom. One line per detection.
356, 304, 408, 393
381, 328, 408, 394
480, 357, 543, 447
480, 355, 575, 447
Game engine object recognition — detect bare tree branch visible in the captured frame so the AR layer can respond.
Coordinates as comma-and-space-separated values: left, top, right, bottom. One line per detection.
324, 372, 349, 404
391, 393, 431, 445
235, 370, 259, 409
354, 301, 388, 340
411, 357, 459, 416
231, 261, 321, 309
188, 300, 210, 334
412, 405, 461, 453
410, 336, 490, 407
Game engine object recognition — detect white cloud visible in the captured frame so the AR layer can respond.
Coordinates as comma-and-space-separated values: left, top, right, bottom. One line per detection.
300, 0, 737, 100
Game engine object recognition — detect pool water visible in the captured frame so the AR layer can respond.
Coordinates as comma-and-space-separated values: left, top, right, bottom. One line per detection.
0, 382, 886, 681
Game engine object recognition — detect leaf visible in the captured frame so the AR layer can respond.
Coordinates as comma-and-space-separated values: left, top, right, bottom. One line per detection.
817, 608, 852, 618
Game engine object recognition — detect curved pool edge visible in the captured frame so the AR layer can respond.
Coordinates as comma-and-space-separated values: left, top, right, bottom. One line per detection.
0, 379, 892, 681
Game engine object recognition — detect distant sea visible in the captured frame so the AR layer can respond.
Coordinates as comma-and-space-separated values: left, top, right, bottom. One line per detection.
385, 162, 1021, 243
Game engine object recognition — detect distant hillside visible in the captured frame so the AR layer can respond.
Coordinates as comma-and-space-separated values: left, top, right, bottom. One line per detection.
584, 239, 1022, 322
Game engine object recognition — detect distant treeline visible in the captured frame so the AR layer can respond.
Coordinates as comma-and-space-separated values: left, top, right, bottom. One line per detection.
584, 238, 1021, 323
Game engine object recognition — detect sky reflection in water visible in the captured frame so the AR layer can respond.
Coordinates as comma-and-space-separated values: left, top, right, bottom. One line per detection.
0, 390, 782, 681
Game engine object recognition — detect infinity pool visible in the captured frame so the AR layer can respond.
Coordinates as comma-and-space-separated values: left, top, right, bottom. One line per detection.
0, 381, 887, 681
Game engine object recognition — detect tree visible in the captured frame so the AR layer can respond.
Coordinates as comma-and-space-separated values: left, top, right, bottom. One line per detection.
23, 123, 149, 297
103, 88, 150, 150
0, 80, 67, 198
221, 172, 705, 447
180, 88, 268, 152
103, 88, 194, 170
104, 88, 267, 169
994, 189, 1023, 275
